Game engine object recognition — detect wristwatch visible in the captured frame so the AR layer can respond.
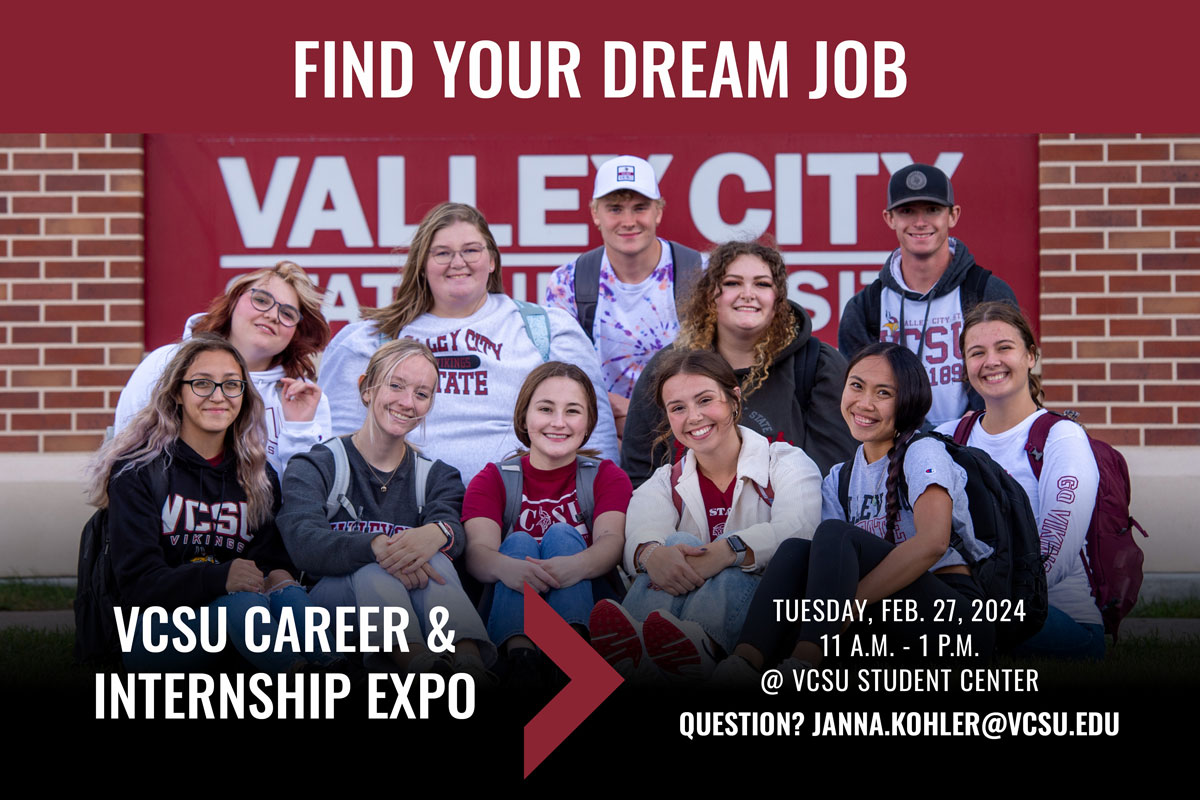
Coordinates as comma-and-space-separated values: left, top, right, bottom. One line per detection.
725, 534, 747, 568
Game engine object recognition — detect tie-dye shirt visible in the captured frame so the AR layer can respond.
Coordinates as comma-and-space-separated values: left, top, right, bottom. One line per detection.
545, 239, 681, 400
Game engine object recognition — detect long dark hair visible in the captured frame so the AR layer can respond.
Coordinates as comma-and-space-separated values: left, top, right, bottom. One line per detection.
846, 342, 931, 542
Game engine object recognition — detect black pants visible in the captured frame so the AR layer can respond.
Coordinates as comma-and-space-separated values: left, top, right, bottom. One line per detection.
739, 520, 995, 664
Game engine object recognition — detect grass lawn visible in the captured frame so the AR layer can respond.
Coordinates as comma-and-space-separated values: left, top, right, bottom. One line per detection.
0, 580, 75, 611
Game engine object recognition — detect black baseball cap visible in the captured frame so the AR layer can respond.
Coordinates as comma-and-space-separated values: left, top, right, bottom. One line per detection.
886, 163, 955, 210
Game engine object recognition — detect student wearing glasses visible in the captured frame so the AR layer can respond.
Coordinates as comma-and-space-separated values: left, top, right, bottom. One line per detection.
115, 261, 333, 475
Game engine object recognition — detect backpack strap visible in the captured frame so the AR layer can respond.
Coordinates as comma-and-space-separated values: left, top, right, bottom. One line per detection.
863, 280, 884, 340
1025, 411, 1068, 480
960, 264, 993, 312
668, 240, 704, 309
953, 410, 984, 445
792, 336, 822, 410
751, 479, 775, 507
512, 298, 551, 362
323, 436, 358, 521
669, 457, 685, 518
574, 456, 600, 530
413, 453, 433, 513
572, 246, 606, 343
497, 456, 525, 537
837, 457, 854, 521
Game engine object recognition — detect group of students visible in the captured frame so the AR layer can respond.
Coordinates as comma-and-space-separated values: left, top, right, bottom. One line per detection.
85, 160, 1105, 687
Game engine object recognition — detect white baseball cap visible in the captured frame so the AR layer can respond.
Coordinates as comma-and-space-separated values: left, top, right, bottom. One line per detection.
592, 155, 661, 200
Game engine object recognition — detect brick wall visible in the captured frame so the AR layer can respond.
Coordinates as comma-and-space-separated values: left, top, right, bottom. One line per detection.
0, 134, 145, 452
1039, 134, 1200, 447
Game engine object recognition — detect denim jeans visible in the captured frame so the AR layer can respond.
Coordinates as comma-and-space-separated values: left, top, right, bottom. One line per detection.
1012, 604, 1106, 661
309, 553, 496, 667
487, 523, 596, 646
622, 531, 759, 654
122, 585, 328, 673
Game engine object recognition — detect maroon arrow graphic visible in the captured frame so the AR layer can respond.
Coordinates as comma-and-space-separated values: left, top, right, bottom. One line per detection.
523, 583, 623, 778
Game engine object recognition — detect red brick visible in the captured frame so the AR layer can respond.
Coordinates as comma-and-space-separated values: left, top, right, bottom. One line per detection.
1042, 385, 1074, 403
1044, 363, 1107, 380
77, 196, 142, 213
0, 263, 39, 281
1109, 230, 1171, 248
1039, 166, 1071, 184
12, 327, 72, 344
108, 346, 144, 364
1144, 341, 1200, 358
1147, 429, 1200, 447
77, 325, 142, 343
44, 434, 104, 451
109, 303, 144, 320
0, 348, 39, 365
0, 197, 6, 213
1039, 210, 1071, 228
1177, 188, 1200, 204
1040, 187, 1104, 205
45, 218, 105, 235
11, 196, 71, 213
0, 219, 40, 235
1179, 362, 1200, 379
1078, 384, 1139, 402
108, 390, 121, 406
0, 391, 38, 408
1178, 319, 1200, 336
11, 239, 71, 256
0, 436, 39, 452
1041, 276, 1105, 294
10, 413, 71, 430
75, 412, 117, 430
12, 283, 70, 301
0, 305, 40, 322
1111, 406, 1173, 424
1089, 428, 1140, 447
0, 134, 40, 146
1077, 297, 1138, 314
1109, 275, 1171, 292
1041, 341, 1073, 359
78, 153, 143, 170
1181, 408, 1200, 424
1076, 209, 1138, 227
1042, 319, 1105, 336
78, 282, 141, 300
44, 304, 105, 321
11, 369, 71, 386
109, 261, 143, 278
1076, 166, 1137, 183
1109, 187, 1170, 205
0, 374, 6, 387
110, 218, 143, 235
44, 174, 105, 192
1146, 384, 1200, 402
1145, 253, 1200, 270
1144, 209, 1200, 226
77, 369, 134, 386
1040, 253, 1071, 270
12, 152, 73, 170
45, 134, 106, 147
44, 261, 105, 279
1111, 362, 1172, 380
1074, 134, 1137, 139
109, 134, 144, 148
1078, 253, 1138, 270
1109, 143, 1172, 160
1176, 231, 1200, 248
1110, 318, 1173, 336
1041, 297, 1071, 316
1039, 143, 1104, 161
78, 239, 142, 256
110, 175, 143, 192
1144, 297, 1200, 314
1174, 143, 1200, 159
1179, 276, 1200, 291
44, 391, 105, 408
0, 175, 40, 191
1078, 340, 1139, 358
44, 348, 105, 365
1041, 231, 1104, 249
1144, 165, 1200, 182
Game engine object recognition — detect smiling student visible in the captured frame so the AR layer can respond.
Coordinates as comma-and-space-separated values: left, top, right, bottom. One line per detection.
838, 163, 1018, 426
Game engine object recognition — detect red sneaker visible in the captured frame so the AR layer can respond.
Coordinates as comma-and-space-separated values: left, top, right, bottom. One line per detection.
588, 600, 644, 672
643, 610, 716, 679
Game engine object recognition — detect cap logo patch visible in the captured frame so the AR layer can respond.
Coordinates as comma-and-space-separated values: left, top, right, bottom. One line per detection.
906, 171, 928, 190
617, 165, 635, 182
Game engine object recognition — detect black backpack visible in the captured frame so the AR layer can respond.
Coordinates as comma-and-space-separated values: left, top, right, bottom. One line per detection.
75, 465, 167, 665
573, 241, 704, 343
838, 431, 1047, 648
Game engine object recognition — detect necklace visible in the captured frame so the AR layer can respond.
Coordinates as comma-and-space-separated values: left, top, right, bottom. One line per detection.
353, 433, 405, 492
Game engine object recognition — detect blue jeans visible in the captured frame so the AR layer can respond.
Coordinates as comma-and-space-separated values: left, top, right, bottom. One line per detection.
309, 554, 496, 667
123, 585, 329, 672
622, 532, 759, 654
1013, 604, 1106, 661
487, 524, 596, 646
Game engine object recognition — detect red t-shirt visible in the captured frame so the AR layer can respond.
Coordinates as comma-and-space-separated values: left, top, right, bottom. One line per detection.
697, 471, 735, 542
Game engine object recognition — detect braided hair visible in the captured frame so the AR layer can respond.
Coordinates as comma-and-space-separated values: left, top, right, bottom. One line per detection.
846, 342, 932, 542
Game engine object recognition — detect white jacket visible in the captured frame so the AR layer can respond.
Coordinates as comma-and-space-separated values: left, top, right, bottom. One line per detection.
623, 426, 823, 575
113, 314, 332, 476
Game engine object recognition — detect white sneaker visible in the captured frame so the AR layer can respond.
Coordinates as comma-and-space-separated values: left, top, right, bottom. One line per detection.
712, 653, 760, 686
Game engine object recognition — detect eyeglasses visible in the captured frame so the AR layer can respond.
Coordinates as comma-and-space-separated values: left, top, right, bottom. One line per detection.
248, 288, 302, 327
181, 379, 247, 398
429, 245, 487, 266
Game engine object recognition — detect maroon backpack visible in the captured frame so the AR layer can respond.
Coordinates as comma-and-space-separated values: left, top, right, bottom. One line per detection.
954, 410, 1148, 639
